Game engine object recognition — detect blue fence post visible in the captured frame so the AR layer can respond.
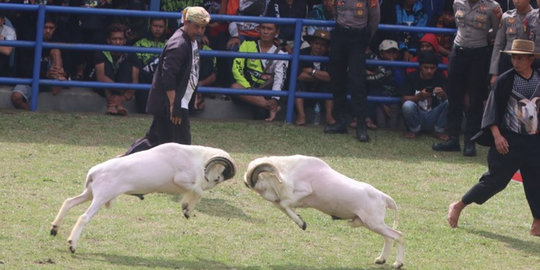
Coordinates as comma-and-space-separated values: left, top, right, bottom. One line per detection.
30, 4, 46, 112
285, 19, 304, 124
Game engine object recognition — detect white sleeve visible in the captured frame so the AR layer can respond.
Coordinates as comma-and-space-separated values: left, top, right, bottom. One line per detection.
271, 56, 289, 99
228, 22, 239, 37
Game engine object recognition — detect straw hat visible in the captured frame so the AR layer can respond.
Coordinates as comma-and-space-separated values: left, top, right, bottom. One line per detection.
303, 30, 331, 43
502, 39, 540, 57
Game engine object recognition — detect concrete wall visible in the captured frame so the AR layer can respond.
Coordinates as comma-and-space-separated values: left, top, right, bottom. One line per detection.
0, 85, 290, 122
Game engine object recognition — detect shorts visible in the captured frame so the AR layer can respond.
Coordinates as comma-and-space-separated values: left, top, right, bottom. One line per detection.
12, 84, 32, 101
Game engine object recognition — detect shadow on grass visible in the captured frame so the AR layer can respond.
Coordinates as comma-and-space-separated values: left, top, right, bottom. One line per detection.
79, 253, 386, 270
196, 198, 265, 224
466, 229, 540, 256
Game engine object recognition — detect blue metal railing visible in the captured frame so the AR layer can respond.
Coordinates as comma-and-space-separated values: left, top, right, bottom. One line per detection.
0, 3, 456, 123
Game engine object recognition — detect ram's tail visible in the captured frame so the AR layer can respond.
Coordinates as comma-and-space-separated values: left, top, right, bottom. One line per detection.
384, 193, 399, 229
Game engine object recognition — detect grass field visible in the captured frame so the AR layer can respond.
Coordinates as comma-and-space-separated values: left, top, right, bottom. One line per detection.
0, 111, 538, 270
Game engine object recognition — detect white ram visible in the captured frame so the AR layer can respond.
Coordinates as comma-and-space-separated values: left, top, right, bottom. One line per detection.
244, 155, 404, 269
50, 143, 236, 253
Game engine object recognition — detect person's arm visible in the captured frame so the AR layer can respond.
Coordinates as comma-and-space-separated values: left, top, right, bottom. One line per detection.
489, 3, 502, 42
367, 0, 381, 40
161, 44, 187, 121
232, 42, 252, 88
489, 15, 507, 83
490, 124, 509, 154
95, 62, 115, 83
0, 36, 14, 56
271, 59, 288, 94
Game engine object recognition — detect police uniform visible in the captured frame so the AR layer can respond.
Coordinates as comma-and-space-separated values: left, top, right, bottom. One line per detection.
325, 0, 380, 142
490, 7, 533, 76
433, 0, 501, 156
526, 8, 540, 67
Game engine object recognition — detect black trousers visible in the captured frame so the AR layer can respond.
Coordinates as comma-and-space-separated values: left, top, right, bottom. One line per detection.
462, 130, 540, 218
329, 26, 368, 123
124, 109, 191, 155
446, 46, 491, 139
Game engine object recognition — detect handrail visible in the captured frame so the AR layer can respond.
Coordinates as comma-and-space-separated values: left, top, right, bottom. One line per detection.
0, 3, 456, 123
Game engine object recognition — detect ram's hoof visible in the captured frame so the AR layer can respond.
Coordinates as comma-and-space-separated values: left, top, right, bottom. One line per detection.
301, 222, 307, 230
68, 240, 75, 253
392, 262, 404, 269
50, 226, 58, 236
184, 213, 190, 219
374, 258, 386, 265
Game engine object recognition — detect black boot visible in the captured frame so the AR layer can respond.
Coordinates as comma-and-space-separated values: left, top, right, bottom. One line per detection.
324, 121, 347, 134
356, 124, 370, 142
463, 140, 476, 157
432, 136, 460, 152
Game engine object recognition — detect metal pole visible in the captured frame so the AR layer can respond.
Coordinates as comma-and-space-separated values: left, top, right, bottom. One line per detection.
30, 4, 45, 111
285, 19, 303, 124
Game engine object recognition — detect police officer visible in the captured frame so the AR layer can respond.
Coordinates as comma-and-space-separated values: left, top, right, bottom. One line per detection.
323, 0, 380, 142
432, 0, 501, 156
489, 0, 533, 86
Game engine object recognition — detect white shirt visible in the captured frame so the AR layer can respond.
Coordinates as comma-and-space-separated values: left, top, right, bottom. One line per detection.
181, 40, 199, 109
0, 24, 17, 41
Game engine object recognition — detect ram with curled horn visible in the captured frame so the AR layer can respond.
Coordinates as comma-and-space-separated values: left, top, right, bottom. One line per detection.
244, 155, 405, 269
50, 143, 236, 253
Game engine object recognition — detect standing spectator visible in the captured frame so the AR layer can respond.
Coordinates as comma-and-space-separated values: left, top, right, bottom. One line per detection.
432, 0, 501, 157
10, 15, 66, 110
490, 0, 533, 87
91, 23, 139, 116
266, 0, 308, 53
133, 18, 168, 113
295, 30, 334, 126
0, 11, 16, 77
448, 39, 540, 237
124, 7, 211, 155
395, 0, 429, 61
306, 0, 334, 36
365, 39, 404, 129
226, 0, 271, 50
231, 23, 288, 122
401, 51, 448, 139
324, 0, 380, 142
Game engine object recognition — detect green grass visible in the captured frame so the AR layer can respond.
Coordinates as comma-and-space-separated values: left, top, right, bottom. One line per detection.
0, 110, 538, 270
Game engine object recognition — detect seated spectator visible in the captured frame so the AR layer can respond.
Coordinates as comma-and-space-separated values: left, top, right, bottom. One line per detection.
306, 0, 334, 36
365, 39, 404, 129
189, 41, 217, 112
231, 22, 288, 121
90, 23, 139, 116
266, 0, 307, 53
395, 0, 429, 61
294, 30, 334, 126
11, 15, 66, 110
400, 51, 448, 139
133, 17, 168, 113
226, 0, 270, 50
0, 11, 16, 77
406, 33, 449, 76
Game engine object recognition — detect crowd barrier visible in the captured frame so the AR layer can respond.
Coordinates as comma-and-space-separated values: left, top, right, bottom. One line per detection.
0, 3, 456, 123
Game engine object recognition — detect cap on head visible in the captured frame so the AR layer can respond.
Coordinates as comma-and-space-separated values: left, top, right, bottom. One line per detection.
182, 6, 210, 26
379, 39, 399, 51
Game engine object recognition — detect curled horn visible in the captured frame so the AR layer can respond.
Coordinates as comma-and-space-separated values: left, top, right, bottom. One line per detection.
205, 156, 236, 180
247, 163, 281, 188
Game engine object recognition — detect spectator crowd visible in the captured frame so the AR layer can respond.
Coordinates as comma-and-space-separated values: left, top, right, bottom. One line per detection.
1, 0, 540, 146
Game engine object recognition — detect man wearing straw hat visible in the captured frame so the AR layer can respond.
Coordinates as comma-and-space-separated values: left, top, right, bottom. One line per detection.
124, 6, 210, 155
448, 39, 540, 237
